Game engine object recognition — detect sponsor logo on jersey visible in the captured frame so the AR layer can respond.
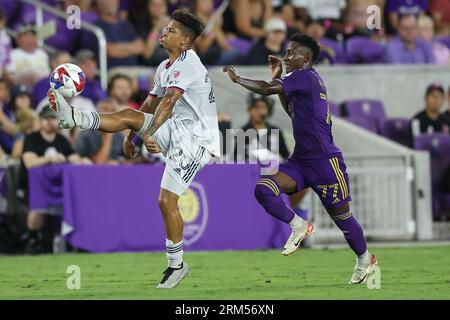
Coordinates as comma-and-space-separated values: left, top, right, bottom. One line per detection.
178, 182, 208, 246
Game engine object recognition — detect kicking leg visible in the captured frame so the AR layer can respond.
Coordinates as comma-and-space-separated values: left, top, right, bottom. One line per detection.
254, 171, 313, 255
49, 89, 146, 132
327, 204, 377, 284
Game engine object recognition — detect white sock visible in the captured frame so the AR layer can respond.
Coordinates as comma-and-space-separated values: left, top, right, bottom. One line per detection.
289, 214, 305, 229
74, 109, 100, 130
357, 250, 370, 265
166, 239, 183, 269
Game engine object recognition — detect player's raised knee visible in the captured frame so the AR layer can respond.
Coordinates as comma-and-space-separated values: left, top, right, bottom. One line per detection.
254, 178, 281, 201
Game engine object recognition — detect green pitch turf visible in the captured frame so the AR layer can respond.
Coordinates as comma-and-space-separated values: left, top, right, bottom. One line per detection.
1, 245, 449, 299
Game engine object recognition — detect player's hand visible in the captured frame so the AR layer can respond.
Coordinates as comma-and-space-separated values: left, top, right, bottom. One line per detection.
144, 135, 161, 154
223, 65, 239, 83
123, 136, 138, 159
47, 89, 57, 111
268, 55, 283, 79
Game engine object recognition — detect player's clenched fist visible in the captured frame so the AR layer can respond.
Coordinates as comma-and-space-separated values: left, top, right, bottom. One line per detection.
268, 55, 283, 80
123, 136, 138, 158
144, 135, 161, 154
223, 65, 239, 83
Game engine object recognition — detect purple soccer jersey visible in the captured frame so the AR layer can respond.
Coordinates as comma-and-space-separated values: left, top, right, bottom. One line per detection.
276, 68, 351, 208
277, 68, 341, 162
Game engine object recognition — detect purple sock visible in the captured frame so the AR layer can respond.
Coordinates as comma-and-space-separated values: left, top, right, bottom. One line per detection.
332, 211, 367, 256
254, 178, 295, 224
293, 207, 309, 220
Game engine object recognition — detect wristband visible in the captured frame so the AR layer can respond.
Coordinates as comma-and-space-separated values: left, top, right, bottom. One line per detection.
132, 135, 142, 145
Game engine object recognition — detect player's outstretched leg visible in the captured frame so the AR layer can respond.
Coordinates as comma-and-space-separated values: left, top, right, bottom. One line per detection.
327, 204, 377, 284
49, 89, 145, 133
254, 173, 313, 256
156, 188, 190, 289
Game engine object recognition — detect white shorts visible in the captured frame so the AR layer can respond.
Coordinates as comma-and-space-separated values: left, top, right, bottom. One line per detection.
137, 113, 211, 196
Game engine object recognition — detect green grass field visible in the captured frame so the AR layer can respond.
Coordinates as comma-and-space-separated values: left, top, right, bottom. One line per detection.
1, 245, 450, 299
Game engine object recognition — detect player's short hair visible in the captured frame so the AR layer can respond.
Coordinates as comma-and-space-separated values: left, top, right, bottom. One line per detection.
172, 9, 204, 42
289, 33, 321, 64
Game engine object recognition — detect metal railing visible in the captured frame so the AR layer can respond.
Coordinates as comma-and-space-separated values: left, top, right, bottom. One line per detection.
22, 0, 108, 89
309, 154, 416, 242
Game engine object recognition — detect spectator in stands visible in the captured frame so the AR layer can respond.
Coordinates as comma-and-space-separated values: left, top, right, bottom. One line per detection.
167, 0, 193, 13
429, 0, 450, 36
441, 86, 450, 124
291, 0, 347, 39
418, 15, 450, 65
75, 98, 126, 164
223, 0, 272, 40
344, 0, 386, 38
246, 18, 286, 65
411, 83, 448, 136
0, 79, 16, 154
95, 0, 144, 67
385, 14, 436, 64
6, 24, 50, 87
234, 93, 289, 161
0, 9, 12, 84
108, 74, 139, 110
130, 0, 170, 66
0, 84, 34, 154
193, 0, 245, 65
11, 108, 38, 160
305, 19, 338, 64
386, 0, 428, 33
33, 51, 72, 107
18, 105, 87, 254
75, 50, 107, 104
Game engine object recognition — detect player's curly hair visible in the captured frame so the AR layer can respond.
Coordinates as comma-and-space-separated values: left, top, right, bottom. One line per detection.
289, 33, 321, 64
172, 9, 204, 42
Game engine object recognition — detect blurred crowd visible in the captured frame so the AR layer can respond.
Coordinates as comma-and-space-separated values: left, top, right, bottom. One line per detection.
1, 0, 450, 252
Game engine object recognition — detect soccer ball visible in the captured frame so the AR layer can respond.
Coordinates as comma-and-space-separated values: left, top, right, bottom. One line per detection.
49, 63, 86, 98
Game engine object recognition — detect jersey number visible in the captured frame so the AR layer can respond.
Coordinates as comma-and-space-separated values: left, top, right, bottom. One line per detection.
209, 87, 215, 103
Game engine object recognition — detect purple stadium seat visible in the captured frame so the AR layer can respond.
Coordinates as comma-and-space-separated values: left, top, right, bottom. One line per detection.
344, 99, 386, 133
436, 36, 450, 49
227, 38, 253, 56
328, 101, 341, 116
320, 38, 346, 64
344, 115, 378, 133
380, 118, 411, 146
414, 134, 450, 219
345, 36, 386, 64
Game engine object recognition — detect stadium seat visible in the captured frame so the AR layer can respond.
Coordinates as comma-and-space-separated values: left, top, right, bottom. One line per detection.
380, 118, 411, 146
436, 36, 450, 49
320, 38, 346, 64
344, 115, 378, 133
345, 36, 386, 64
227, 38, 253, 56
414, 134, 450, 219
344, 99, 387, 133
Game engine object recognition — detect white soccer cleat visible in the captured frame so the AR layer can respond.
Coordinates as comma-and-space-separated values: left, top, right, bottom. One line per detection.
282, 222, 314, 256
349, 253, 377, 284
157, 263, 190, 289
49, 88, 76, 129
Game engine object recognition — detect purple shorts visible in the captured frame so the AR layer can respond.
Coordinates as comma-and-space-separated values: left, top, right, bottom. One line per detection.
278, 153, 351, 209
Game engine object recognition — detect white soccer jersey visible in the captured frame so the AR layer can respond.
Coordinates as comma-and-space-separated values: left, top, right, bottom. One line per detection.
150, 49, 221, 157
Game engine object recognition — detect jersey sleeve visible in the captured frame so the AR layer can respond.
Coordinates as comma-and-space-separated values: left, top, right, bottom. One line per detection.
277, 70, 311, 95
149, 64, 164, 97
166, 61, 199, 94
